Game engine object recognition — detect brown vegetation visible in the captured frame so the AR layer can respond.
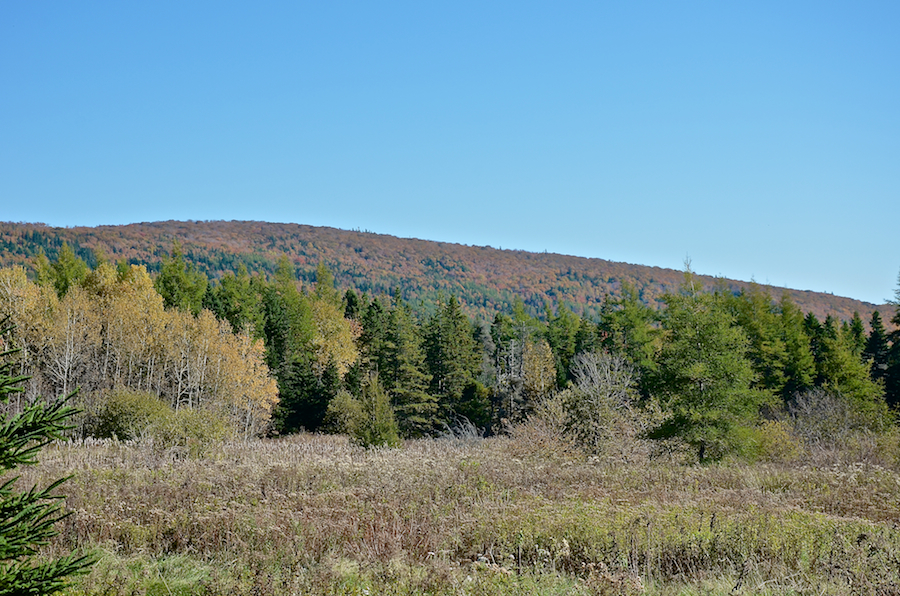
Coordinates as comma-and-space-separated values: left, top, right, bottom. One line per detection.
0, 220, 889, 323
19, 428, 900, 595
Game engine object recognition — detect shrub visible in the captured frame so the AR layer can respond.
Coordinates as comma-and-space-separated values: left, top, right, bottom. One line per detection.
152, 407, 232, 451
86, 388, 172, 441
84, 387, 234, 452
739, 420, 802, 463
789, 388, 884, 450
563, 352, 653, 462
324, 377, 400, 448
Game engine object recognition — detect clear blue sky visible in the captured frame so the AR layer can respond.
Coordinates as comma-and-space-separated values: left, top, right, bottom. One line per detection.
2, 2, 898, 305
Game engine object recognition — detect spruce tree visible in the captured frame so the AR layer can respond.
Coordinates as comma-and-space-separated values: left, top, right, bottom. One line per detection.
649, 273, 763, 461
728, 285, 788, 399
886, 274, 900, 408
778, 295, 816, 400
845, 312, 867, 358
598, 283, 659, 396
864, 311, 890, 383
425, 297, 487, 426
154, 241, 208, 316
382, 301, 436, 437
0, 324, 94, 593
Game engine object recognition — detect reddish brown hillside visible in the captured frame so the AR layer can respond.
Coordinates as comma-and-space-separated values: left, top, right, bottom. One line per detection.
0, 220, 892, 323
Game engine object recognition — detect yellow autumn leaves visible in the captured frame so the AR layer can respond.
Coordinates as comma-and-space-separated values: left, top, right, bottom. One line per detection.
0, 263, 278, 438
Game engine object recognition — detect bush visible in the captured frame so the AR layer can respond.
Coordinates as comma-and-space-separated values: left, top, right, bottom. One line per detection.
738, 420, 802, 463
324, 377, 400, 448
563, 352, 654, 462
152, 407, 232, 451
789, 388, 885, 449
87, 388, 172, 441
85, 387, 234, 451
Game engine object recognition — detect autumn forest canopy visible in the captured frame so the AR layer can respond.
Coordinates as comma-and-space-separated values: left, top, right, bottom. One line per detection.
1, 237, 899, 462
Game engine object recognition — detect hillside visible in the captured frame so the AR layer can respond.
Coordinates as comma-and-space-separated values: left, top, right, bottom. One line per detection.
0, 220, 891, 323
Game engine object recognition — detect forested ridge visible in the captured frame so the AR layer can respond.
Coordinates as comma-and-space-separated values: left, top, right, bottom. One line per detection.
0, 220, 890, 323
1, 239, 899, 462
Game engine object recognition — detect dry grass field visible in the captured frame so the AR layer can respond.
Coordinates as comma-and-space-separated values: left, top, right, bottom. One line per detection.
20, 432, 900, 595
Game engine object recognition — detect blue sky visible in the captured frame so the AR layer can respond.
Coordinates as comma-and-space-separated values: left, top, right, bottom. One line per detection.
2, 2, 898, 305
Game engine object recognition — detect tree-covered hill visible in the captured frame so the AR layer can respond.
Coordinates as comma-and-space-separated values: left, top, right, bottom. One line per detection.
0, 220, 890, 323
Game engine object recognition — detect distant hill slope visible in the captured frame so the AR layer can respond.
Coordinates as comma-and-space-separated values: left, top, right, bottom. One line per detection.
0, 220, 892, 323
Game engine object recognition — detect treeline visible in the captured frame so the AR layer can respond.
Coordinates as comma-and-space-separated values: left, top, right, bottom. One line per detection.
1, 243, 898, 460
1, 220, 887, 324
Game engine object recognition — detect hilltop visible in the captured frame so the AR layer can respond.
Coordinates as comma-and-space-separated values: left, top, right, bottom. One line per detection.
0, 220, 890, 322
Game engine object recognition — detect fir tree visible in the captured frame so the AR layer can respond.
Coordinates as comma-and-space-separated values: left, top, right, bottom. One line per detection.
778, 295, 816, 400
865, 311, 890, 384
649, 272, 764, 462
0, 323, 95, 593
546, 304, 580, 388
598, 283, 659, 395
845, 311, 867, 358
154, 241, 208, 316
382, 301, 436, 437
425, 296, 486, 426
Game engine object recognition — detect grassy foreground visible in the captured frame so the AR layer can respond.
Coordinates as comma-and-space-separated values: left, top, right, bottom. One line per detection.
20, 434, 900, 595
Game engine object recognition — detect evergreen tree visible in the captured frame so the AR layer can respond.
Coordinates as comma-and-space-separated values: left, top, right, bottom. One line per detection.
313, 262, 341, 308
0, 324, 95, 593
382, 300, 436, 437
845, 311, 867, 358
649, 273, 763, 461
728, 285, 787, 399
886, 273, 900, 408
803, 313, 825, 377
35, 244, 90, 298
865, 310, 890, 383
573, 315, 600, 356
261, 257, 321, 432
815, 329, 885, 412
206, 265, 264, 338
352, 375, 402, 448
598, 283, 659, 395
154, 241, 208, 316
425, 296, 487, 426
342, 288, 366, 320
546, 304, 580, 387
778, 295, 816, 400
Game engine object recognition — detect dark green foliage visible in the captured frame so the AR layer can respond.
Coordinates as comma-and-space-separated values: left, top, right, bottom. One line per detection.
844, 311, 867, 358
598, 283, 659, 395
425, 297, 483, 426
359, 298, 389, 374
649, 273, 765, 461
35, 244, 90, 298
778, 295, 816, 400
546, 304, 580, 387
262, 257, 315, 369
803, 312, 825, 367
260, 257, 324, 433
273, 355, 334, 433
381, 301, 437, 437
865, 311, 890, 383
808, 315, 883, 407
154, 242, 208, 315
205, 265, 265, 338
727, 286, 788, 399
885, 273, 900, 408
342, 289, 365, 320
0, 326, 94, 594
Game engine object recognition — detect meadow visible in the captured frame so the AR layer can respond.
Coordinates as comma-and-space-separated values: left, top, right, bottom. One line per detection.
23, 431, 900, 596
